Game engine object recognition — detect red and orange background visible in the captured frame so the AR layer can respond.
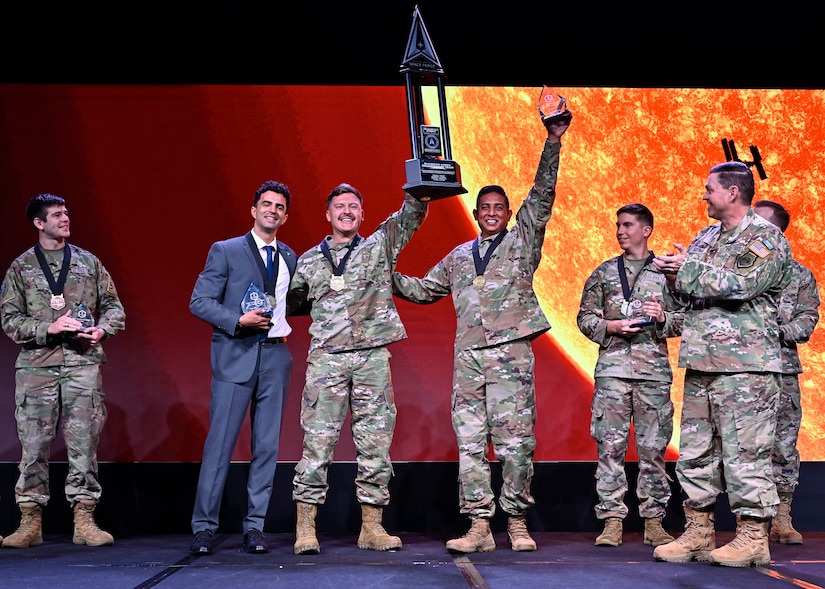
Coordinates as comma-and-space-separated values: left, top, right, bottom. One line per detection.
0, 84, 822, 464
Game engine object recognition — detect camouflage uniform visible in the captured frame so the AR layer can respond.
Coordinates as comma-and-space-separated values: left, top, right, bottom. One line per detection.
0, 244, 125, 507
772, 260, 820, 494
288, 194, 427, 505
673, 209, 792, 519
577, 254, 683, 520
393, 139, 561, 519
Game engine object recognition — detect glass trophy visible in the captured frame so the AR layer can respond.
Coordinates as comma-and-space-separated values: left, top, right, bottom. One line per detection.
241, 282, 273, 318
622, 299, 654, 327
74, 302, 96, 330
538, 86, 573, 126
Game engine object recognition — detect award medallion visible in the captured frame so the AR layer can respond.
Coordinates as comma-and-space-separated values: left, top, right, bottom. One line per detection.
50, 294, 66, 310
472, 275, 485, 289
330, 276, 346, 291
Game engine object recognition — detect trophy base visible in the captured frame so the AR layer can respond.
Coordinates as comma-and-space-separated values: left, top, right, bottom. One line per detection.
542, 111, 573, 126
403, 158, 468, 201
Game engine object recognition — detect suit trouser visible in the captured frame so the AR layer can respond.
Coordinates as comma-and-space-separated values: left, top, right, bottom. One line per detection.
191, 342, 291, 533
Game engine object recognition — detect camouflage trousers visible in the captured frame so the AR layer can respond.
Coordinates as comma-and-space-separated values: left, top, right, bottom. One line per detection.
590, 377, 673, 520
677, 370, 780, 519
772, 373, 802, 495
13, 364, 106, 506
453, 340, 536, 519
293, 347, 396, 505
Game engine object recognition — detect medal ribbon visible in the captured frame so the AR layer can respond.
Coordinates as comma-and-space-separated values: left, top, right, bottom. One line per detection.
618, 251, 654, 300
472, 230, 508, 277
34, 244, 72, 297
320, 235, 362, 277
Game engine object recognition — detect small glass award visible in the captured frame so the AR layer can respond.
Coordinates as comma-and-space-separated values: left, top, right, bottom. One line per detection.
242, 282, 273, 318
538, 86, 573, 126
74, 302, 95, 330
622, 299, 654, 327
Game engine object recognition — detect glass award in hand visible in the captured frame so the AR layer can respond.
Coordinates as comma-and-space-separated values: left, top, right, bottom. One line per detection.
538, 86, 573, 126
622, 298, 654, 327
241, 282, 273, 319
74, 302, 96, 330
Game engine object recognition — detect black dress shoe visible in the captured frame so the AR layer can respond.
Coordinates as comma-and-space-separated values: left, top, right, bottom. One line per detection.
190, 530, 214, 555
243, 529, 269, 554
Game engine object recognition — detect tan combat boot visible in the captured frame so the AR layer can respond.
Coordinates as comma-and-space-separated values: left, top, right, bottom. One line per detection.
653, 508, 715, 562
709, 516, 770, 567
72, 500, 114, 546
643, 516, 675, 546
770, 495, 803, 544
507, 514, 537, 551
358, 504, 402, 551
2, 502, 43, 548
294, 502, 320, 555
446, 518, 496, 553
595, 517, 622, 546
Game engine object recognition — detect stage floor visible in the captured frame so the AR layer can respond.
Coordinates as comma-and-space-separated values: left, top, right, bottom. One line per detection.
1, 531, 823, 589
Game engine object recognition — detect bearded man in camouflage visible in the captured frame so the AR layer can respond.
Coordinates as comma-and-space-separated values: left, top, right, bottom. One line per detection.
287, 183, 427, 555
392, 113, 570, 553
577, 203, 683, 548
753, 200, 820, 545
652, 162, 793, 567
1, 193, 125, 548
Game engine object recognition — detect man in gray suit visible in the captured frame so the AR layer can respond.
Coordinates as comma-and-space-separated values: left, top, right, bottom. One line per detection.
188, 180, 298, 555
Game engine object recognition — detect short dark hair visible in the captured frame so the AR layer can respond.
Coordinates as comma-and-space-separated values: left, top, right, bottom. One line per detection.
476, 185, 509, 210
753, 199, 790, 232
326, 183, 363, 207
710, 161, 755, 205
616, 203, 654, 228
254, 180, 292, 211
26, 193, 65, 222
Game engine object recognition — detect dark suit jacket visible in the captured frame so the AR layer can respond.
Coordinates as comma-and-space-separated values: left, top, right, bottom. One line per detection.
190, 233, 297, 384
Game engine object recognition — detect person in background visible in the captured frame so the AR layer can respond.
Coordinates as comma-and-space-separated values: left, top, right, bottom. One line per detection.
188, 180, 297, 555
1, 192, 125, 548
753, 199, 820, 545
651, 161, 793, 567
577, 203, 683, 548
287, 182, 427, 555
392, 107, 570, 553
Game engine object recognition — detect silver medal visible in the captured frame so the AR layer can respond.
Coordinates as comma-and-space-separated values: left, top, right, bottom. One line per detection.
50, 294, 66, 310
330, 275, 346, 291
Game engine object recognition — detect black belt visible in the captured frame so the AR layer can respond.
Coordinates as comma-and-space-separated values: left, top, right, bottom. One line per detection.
689, 298, 744, 312
260, 336, 288, 345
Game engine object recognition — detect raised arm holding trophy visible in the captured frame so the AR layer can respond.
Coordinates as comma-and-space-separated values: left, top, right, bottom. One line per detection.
392, 87, 572, 553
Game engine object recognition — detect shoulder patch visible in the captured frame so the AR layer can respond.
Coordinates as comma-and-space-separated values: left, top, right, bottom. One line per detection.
736, 251, 757, 269
748, 239, 774, 259
106, 277, 117, 296
0, 279, 8, 303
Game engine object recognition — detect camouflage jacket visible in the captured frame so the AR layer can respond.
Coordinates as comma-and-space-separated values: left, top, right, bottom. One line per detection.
777, 260, 820, 374
287, 194, 427, 354
392, 139, 561, 351
577, 253, 684, 382
1, 244, 126, 368
674, 209, 793, 373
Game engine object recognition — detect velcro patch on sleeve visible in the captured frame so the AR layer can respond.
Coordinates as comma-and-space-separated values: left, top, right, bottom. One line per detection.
748, 239, 773, 259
